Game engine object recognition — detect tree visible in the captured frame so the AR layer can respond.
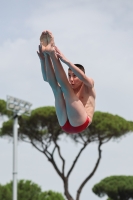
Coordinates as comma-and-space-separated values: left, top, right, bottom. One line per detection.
17, 180, 41, 200
0, 99, 12, 118
1, 103, 133, 200
0, 183, 12, 200
92, 175, 133, 200
0, 180, 65, 200
40, 190, 66, 200
0, 99, 7, 116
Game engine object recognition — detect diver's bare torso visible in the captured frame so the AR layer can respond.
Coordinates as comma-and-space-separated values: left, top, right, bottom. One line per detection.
72, 83, 96, 123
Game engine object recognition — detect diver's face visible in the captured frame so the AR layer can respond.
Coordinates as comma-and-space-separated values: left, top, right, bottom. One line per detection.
68, 70, 82, 89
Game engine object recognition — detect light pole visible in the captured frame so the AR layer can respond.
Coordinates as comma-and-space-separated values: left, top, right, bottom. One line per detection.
6, 95, 32, 200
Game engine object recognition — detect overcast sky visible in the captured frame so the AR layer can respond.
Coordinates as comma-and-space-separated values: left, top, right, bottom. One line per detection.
0, 0, 133, 199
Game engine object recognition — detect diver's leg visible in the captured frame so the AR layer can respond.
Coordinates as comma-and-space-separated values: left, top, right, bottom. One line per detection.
44, 54, 67, 126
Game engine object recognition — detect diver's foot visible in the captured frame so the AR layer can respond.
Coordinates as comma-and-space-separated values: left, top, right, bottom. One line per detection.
46, 30, 55, 47
44, 44, 55, 56
40, 31, 48, 47
40, 30, 56, 56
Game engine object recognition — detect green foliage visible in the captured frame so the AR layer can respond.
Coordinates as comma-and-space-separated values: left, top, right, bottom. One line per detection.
0, 180, 41, 200
0, 119, 13, 137
0, 183, 12, 200
24, 106, 61, 135
88, 111, 133, 140
1, 106, 62, 142
1, 107, 133, 144
0, 99, 12, 117
40, 190, 65, 200
0, 99, 7, 116
17, 180, 41, 200
92, 175, 133, 200
0, 180, 65, 200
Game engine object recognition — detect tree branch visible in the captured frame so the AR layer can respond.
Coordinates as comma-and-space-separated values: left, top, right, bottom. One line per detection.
54, 140, 65, 175
30, 139, 52, 162
76, 139, 102, 200
78, 133, 86, 143
31, 140, 44, 154
21, 138, 31, 144
50, 155, 64, 179
31, 139, 64, 180
102, 136, 112, 144
67, 141, 89, 178
52, 145, 57, 156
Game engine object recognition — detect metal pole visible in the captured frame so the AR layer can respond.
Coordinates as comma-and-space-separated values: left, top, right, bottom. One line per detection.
13, 114, 18, 200
6, 95, 32, 200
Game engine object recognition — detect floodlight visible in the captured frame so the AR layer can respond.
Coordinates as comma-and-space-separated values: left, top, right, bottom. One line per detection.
9, 103, 14, 109
7, 95, 32, 116
6, 95, 32, 200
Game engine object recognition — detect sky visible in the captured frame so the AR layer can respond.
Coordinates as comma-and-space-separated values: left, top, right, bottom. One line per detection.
0, 0, 133, 199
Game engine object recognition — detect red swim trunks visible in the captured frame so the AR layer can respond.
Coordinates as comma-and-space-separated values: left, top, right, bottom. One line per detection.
61, 116, 90, 134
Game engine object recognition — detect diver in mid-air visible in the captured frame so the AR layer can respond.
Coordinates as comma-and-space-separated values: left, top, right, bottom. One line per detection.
37, 30, 96, 134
